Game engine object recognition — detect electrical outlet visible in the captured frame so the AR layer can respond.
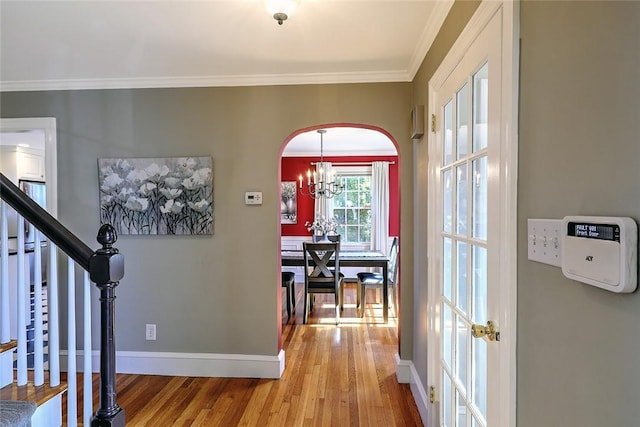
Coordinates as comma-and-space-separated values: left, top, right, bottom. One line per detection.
145, 324, 156, 341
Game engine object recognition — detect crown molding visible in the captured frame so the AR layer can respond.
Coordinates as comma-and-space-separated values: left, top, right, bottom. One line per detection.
0, 69, 413, 92
407, 0, 455, 80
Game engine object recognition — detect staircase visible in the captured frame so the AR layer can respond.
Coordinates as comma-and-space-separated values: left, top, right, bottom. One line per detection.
0, 172, 125, 426
1, 338, 66, 425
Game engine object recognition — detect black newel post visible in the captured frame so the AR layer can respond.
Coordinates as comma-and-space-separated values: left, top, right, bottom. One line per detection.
89, 224, 125, 427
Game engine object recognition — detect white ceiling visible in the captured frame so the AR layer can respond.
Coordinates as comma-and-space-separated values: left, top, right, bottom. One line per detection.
0, 0, 453, 91
0, 0, 451, 154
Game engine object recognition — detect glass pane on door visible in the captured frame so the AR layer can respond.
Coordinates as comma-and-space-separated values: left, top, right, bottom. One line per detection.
440, 63, 490, 427
457, 84, 469, 160
444, 101, 453, 164
473, 63, 489, 152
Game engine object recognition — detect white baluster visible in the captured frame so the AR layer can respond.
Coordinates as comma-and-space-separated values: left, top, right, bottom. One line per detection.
1, 201, 9, 343
48, 243, 60, 386
83, 270, 93, 426
67, 257, 78, 427
16, 216, 27, 385
33, 229, 44, 385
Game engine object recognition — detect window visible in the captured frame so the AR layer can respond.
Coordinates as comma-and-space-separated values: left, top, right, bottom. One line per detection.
332, 166, 371, 244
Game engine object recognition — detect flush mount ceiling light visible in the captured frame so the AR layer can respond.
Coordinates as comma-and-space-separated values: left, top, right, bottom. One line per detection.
265, 0, 300, 25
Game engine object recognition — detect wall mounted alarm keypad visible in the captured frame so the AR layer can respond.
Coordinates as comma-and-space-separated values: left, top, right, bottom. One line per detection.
561, 216, 637, 293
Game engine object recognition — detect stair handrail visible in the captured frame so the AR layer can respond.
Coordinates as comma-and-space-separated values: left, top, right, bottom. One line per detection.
0, 172, 126, 426
0, 173, 92, 269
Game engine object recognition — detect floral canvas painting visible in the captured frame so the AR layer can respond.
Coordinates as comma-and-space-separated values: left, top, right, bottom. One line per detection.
280, 181, 297, 224
98, 157, 213, 235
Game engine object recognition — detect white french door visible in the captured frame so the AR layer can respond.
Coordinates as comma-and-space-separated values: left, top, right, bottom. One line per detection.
427, 3, 518, 427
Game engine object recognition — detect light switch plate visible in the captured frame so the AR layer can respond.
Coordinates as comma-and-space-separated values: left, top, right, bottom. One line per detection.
245, 191, 262, 205
528, 219, 562, 267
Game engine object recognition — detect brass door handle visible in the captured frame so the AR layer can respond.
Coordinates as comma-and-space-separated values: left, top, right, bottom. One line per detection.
471, 320, 499, 341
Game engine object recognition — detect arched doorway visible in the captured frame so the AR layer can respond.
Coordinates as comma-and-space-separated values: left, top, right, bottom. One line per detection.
277, 123, 401, 353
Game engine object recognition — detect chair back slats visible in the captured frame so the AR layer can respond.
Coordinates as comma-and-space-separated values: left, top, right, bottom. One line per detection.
302, 242, 342, 324
303, 242, 340, 286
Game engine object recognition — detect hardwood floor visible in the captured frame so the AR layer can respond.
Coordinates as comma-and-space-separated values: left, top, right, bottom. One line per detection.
67, 283, 423, 426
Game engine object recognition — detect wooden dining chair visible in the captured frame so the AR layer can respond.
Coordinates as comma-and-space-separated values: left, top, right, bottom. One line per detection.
302, 241, 344, 324
356, 237, 399, 318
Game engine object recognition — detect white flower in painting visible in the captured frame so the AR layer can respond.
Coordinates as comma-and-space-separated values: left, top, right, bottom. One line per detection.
187, 199, 209, 213
117, 187, 135, 201
101, 195, 114, 205
163, 177, 182, 188
139, 182, 157, 196
125, 196, 149, 212
100, 165, 114, 177
160, 199, 184, 214
194, 167, 211, 182
175, 158, 198, 177
116, 159, 133, 173
101, 173, 123, 190
145, 163, 170, 181
126, 169, 148, 186
159, 187, 183, 199
182, 176, 199, 190
179, 158, 197, 170
182, 168, 211, 190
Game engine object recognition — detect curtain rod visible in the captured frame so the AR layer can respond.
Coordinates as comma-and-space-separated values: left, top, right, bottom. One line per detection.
310, 161, 395, 166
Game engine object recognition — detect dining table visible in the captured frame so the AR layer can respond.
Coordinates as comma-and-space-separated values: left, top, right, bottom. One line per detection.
281, 249, 390, 323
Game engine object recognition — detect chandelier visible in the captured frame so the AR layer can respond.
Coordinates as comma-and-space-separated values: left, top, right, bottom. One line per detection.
298, 130, 345, 199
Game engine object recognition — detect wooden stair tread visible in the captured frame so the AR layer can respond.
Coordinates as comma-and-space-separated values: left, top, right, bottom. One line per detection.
0, 340, 17, 354
0, 381, 68, 406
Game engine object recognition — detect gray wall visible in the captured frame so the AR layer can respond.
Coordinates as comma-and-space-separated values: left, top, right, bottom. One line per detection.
0, 83, 414, 357
517, 1, 640, 426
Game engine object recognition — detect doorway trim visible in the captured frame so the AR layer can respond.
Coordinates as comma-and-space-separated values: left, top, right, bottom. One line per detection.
0, 117, 58, 218
425, 1, 519, 426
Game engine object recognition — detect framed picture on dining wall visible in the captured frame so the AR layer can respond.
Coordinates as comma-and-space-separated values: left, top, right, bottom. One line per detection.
280, 181, 297, 224
98, 156, 213, 235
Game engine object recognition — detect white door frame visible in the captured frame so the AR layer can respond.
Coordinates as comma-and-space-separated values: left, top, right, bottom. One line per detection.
0, 117, 58, 219
426, 1, 519, 426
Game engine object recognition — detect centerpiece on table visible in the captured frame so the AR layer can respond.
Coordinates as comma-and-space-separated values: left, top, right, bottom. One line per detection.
305, 216, 340, 242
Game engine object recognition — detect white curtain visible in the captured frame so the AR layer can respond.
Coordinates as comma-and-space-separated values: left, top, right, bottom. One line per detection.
313, 161, 334, 222
371, 161, 389, 253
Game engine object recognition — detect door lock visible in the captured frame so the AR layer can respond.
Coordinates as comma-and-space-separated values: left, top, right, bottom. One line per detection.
471, 320, 499, 341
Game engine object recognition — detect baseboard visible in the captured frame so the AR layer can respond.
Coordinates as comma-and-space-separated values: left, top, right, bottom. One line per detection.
60, 349, 286, 379
394, 353, 413, 383
395, 354, 429, 425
